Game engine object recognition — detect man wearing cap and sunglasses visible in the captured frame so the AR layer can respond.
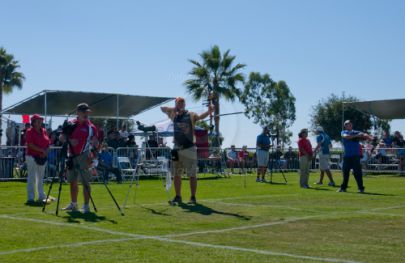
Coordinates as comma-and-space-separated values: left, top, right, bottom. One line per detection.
338, 120, 373, 193
161, 97, 214, 205
61, 103, 99, 212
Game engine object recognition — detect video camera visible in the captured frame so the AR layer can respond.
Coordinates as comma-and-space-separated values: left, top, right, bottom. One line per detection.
136, 121, 156, 133
265, 131, 277, 140
62, 120, 77, 136
269, 133, 277, 139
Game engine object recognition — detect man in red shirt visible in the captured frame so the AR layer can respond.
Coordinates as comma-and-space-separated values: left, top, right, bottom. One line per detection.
61, 103, 98, 213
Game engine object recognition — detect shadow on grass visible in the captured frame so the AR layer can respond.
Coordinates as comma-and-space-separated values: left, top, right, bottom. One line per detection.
25, 201, 46, 207
338, 190, 396, 196
178, 203, 251, 220
265, 181, 288, 185
139, 205, 171, 216
62, 211, 117, 224
361, 192, 396, 196
198, 176, 227, 181
310, 187, 333, 191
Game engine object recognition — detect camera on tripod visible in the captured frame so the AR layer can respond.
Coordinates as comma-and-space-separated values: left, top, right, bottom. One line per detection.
136, 121, 156, 132
266, 131, 277, 141
62, 120, 77, 136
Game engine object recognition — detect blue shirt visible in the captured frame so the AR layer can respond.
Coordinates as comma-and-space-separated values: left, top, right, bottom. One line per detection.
227, 150, 238, 160
99, 151, 113, 166
316, 132, 331, 155
341, 130, 361, 157
383, 136, 393, 147
257, 133, 270, 150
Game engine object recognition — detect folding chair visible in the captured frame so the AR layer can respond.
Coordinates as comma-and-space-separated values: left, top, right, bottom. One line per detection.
117, 156, 136, 180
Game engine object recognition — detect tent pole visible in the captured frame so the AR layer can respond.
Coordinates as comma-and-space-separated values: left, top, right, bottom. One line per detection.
116, 94, 119, 129
341, 103, 345, 130
44, 91, 48, 125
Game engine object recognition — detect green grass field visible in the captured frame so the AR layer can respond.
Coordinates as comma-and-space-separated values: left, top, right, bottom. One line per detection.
0, 172, 404, 263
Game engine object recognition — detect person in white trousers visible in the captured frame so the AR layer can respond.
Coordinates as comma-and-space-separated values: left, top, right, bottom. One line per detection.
26, 156, 47, 202
25, 114, 50, 204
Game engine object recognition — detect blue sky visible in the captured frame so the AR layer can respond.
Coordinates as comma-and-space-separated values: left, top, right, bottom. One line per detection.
2, 0, 405, 147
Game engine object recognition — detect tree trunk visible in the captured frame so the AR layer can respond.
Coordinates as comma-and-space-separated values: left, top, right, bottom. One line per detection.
214, 98, 220, 146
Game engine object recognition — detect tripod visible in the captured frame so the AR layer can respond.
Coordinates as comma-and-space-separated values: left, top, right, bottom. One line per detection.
42, 139, 98, 215
268, 139, 287, 184
123, 131, 170, 211
42, 124, 122, 216
42, 142, 67, 215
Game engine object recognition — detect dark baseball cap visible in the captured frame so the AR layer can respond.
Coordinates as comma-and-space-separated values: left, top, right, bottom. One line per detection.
77, 103, 91, 112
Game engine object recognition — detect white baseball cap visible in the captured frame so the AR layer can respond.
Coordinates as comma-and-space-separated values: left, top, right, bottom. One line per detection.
316, 126, 324, 133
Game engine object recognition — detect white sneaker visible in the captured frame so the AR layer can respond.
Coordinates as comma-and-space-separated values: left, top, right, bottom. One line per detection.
62, 203, 78, 211
82, 204, 90, 213
37, 198, 51, 204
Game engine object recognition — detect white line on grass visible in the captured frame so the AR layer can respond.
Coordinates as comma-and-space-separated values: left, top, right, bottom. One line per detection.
0, 237, 138, 255
156, 238, 361, 263
202, 193, 300, 202
203, 200, 320, 213
0, 214, 149, 239
0, 214, 318, 239
1, 204, 402, 261
2, 203, 404, 240
120, 193, 300, 209
368, 204, 405, 211
0, 214, 360, 263
163, 215, 318, 238
357, 211, 405, 217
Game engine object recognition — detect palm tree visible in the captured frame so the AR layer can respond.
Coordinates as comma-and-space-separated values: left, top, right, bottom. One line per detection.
184, 45, 245, 145
0, 47, 25, 143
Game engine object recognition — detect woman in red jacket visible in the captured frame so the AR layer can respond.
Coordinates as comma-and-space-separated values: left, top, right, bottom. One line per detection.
297, 128, 313, 188
25, 114, 50, 204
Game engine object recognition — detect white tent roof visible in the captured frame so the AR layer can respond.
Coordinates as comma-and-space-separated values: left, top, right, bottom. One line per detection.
1, 90, 174, 119
344, 98, 405, 119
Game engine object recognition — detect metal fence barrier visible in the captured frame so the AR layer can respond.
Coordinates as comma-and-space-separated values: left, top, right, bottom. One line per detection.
1, 145, 404, 180
222, 147, 405, 175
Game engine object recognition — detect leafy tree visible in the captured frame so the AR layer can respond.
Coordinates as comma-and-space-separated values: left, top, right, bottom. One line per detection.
195, 120, 210, 130
240, 72, 296, 145
0, 47, 25, 143
184, 45, 245, 145
310, 93, 390, 141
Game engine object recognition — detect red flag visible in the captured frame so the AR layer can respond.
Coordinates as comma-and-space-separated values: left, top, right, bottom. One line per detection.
22, 115, 29, 124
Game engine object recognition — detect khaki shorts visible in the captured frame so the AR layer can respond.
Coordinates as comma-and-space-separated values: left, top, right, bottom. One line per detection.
66, 152, 92, 183
256, 149, 269, 167
172, 146, 197, 178
319, 153, 330, 170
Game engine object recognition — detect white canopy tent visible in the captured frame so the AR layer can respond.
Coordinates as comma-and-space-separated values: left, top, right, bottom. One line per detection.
343, 98, 405, 120
0, 90, 174, 145
1, 90, 174, 121
342, 98, 405, 132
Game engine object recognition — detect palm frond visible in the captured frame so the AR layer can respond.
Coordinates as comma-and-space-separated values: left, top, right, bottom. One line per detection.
185, 45, 245, 108
188, 59, 202, 68
0, 48, 24, 94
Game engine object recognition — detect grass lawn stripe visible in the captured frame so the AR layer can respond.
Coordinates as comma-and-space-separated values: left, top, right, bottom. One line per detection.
0, 214, 360, 263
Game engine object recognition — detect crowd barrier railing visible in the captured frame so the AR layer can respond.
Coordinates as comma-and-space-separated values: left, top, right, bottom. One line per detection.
361, 147, 405, 173
1, 145, 404, 180
223, 147, 405, 174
